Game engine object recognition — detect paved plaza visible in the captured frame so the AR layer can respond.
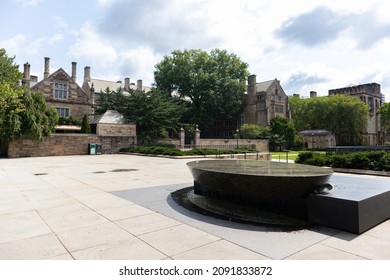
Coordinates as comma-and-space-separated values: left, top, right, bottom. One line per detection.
1, 154, 390, 260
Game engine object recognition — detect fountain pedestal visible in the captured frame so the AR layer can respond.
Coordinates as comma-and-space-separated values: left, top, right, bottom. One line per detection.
183, 159, 390, 234
188, 160, 333, 219
308, 183, 390, 234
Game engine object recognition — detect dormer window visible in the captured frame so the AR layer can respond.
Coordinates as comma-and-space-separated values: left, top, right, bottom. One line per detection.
54, 81, 68, 99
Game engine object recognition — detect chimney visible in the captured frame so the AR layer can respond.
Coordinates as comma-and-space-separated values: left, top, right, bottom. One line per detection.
44, 57, 50, 79
124, 77, 130, 90
310, 91, 317, 98
71, 62, 77, 82
247, 74, 257, 97
23, 62, 30, 86
84, 66, 91, 82
137, 79, 142, 91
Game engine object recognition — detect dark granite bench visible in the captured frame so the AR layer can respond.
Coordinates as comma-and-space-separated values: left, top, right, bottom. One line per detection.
308, 176, 390, 234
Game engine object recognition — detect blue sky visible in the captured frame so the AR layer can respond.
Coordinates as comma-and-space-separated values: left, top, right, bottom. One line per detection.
2, 0, 390, 100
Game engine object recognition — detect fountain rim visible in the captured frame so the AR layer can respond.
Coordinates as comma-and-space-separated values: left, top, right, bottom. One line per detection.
186, 159, 334, 178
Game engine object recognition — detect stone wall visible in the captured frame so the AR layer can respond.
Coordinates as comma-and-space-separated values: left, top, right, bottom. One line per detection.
197, 138, 269, 152
7, 134, 136, 158
97, 123, 136, 137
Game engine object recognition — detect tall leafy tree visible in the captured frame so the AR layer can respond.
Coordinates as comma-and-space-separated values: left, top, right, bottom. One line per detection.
240, 123, 270, 139
95, 88, 185, 144
289, 94, 369, 145
154, 49, 249, 131
0, 48, 58, 143
269, 116, 298, 150
0, 48, 22, 86
378, 102, 390, 131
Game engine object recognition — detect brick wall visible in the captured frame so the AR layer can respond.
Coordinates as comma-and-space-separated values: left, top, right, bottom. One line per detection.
7, 134, 136, 158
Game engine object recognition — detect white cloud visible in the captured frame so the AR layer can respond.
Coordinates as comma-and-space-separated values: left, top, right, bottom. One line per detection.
119, 46, 161, 86
96, 0, 117, 7
28, 33, 64, 55
0, 34, 26, 54
52, 16, 68, 30
16, 0, 42, 7
68, 22, 118, 66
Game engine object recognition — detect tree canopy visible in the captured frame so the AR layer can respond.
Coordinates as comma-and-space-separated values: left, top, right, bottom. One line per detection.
95, 88, 185, 145
378, 102, 390, 131
269, 116, 301, 150
289, 94, 369, 145
240, 123, 270, 139
153, 49, 249, 131
0, 48, 58, 143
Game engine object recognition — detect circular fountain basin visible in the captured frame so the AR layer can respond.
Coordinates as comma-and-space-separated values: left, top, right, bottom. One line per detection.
187, 160, 333, 209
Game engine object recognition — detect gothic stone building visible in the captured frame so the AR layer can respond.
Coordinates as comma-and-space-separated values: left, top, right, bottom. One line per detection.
328, 83, 383, 145
203, 74, 291, 139
22, 57, 150, 123
22, 57, 92, 121
244, 74, 290, 126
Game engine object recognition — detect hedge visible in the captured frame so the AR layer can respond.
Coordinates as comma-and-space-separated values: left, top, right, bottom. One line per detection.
119, 146, 257, 157
295, 151, 390, 171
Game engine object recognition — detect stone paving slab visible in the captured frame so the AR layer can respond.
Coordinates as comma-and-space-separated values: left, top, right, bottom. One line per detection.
1, 155, 390, 260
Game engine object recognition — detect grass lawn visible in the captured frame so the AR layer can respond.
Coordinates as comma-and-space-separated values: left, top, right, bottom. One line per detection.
271, 151, 300, 162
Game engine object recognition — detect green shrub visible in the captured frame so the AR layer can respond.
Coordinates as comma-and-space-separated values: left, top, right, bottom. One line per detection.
330, 154, 351, 168
295, 151, 316, 164
348, 153, 369, 169
302, 153, 329, 166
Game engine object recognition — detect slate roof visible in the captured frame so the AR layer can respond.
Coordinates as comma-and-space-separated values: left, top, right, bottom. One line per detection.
90, 79, 151, 94
255, 80, 275, 93
92, 110, 125, 124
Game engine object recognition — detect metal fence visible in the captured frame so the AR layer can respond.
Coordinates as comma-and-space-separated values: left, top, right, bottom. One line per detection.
325, 146, 390, 155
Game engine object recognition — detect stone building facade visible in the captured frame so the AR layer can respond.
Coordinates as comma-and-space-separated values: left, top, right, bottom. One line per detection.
23, 58, 92, 120
244, 75, 290, 126
22, 57, 151, 122
203, 74, 291, 139
298, 130, 336, 149
329, 83, 384, 145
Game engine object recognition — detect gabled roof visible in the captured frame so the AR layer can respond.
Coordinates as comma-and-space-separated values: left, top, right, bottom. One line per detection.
92, 110, 125, 124
31, 68, 88, 97
255, 79, 276, 93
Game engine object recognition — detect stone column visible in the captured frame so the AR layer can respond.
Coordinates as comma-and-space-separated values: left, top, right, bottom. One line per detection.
180, 127, 185, 150
194, 125, 201, 147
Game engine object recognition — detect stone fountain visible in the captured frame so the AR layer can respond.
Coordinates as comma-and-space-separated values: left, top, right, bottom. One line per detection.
185, 160, 332, 222
171, 159, 390, 234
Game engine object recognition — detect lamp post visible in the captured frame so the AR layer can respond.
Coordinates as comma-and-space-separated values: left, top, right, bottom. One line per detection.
236, 128, 239, 149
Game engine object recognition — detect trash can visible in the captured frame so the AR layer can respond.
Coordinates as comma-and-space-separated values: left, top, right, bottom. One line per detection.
96, 143, 102, 155
88, 143, 96, 155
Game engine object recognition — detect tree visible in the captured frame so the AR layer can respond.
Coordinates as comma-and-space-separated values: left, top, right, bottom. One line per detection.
378, 102, 390, 131
241, 123, 270, 139
269, 116, 298, 151
95, 88, 185, 145
154, 49, 249, 131
0, 48, 22, 86
0, 49, 58, 143
289, 94, 369, 145
81, 114, 91, 133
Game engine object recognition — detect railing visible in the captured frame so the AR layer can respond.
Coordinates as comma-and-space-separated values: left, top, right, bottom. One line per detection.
180, 144, 257, 150
326, 146, 390, 155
